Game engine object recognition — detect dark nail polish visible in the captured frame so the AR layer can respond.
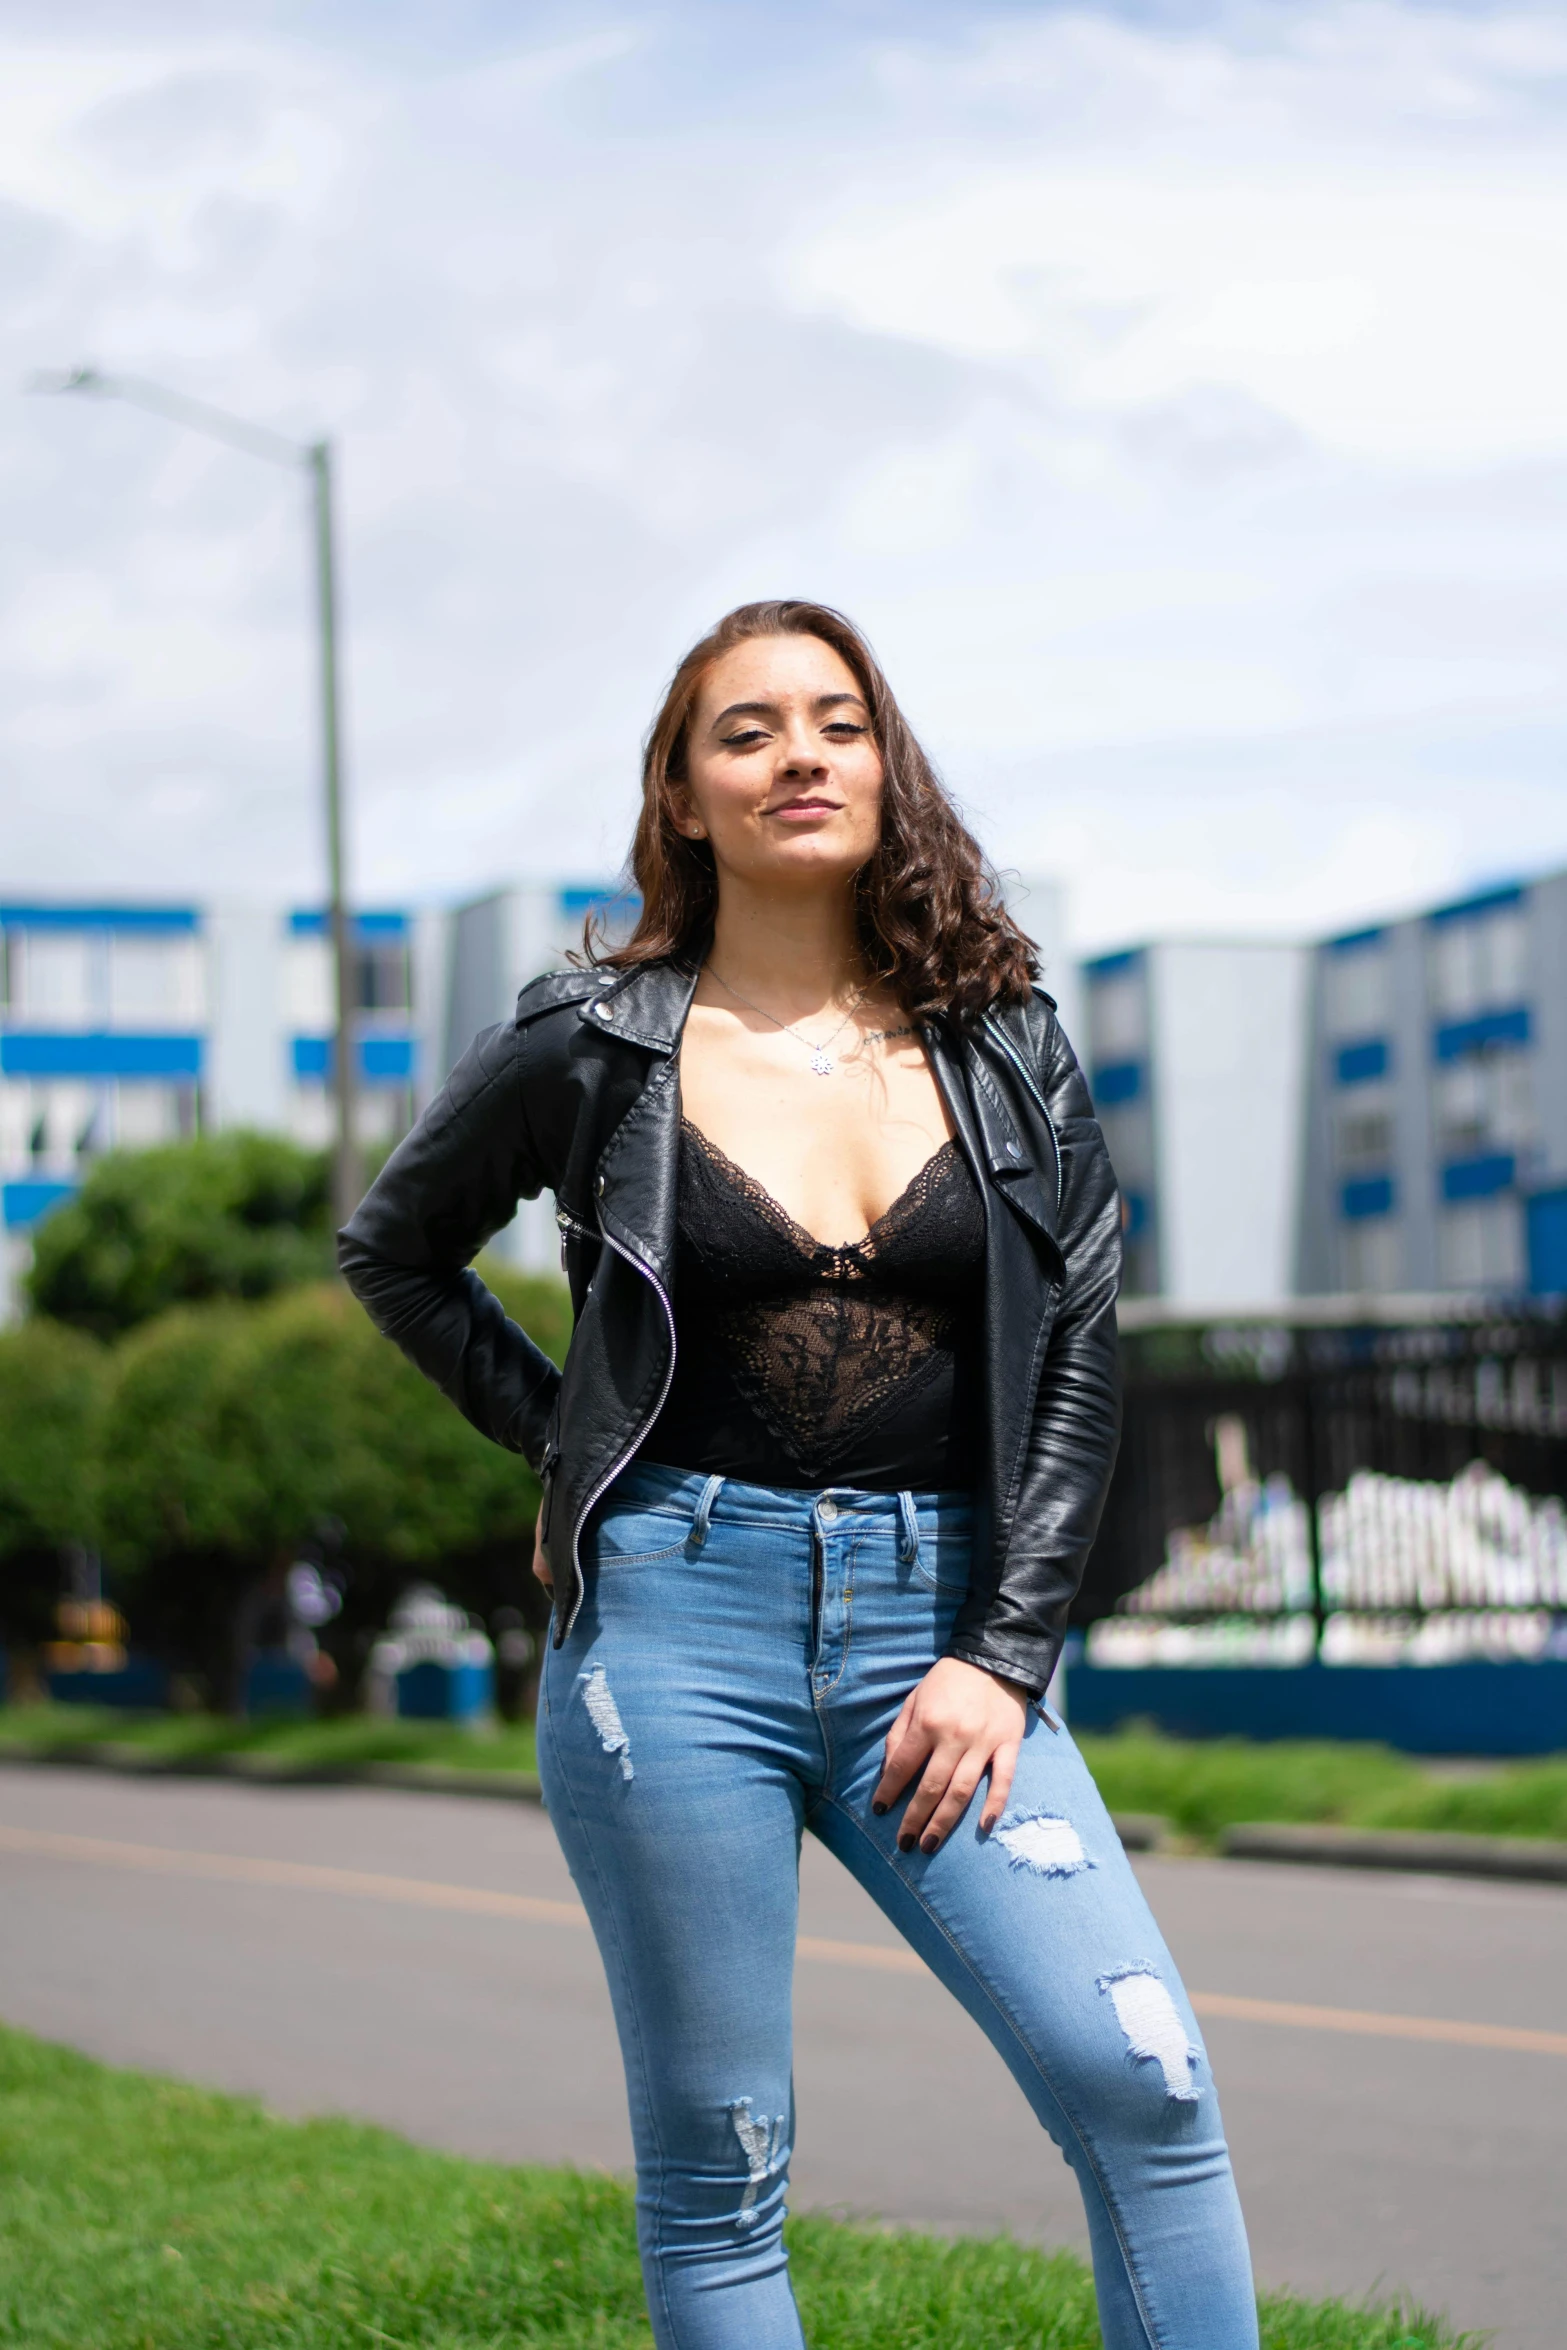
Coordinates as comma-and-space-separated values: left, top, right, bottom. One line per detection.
897, 1835, 914, 1854
872, 1802, 888, 1817
920, 1837, 939, 1855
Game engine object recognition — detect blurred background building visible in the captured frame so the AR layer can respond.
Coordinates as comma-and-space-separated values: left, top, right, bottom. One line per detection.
9, 865, 1567, 1318
1296, 874, 1567, 1302
1079, 939, 1309, 1307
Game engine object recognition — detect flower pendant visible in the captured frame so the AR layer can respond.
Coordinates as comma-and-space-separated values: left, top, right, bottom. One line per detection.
810, 1049, 835, 1076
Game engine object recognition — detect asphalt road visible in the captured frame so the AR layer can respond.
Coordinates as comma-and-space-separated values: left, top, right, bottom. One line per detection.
2, 1764, 1563, 2348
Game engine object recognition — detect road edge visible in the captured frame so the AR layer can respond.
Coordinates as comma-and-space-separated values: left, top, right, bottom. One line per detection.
4, 1747, 1567, 1884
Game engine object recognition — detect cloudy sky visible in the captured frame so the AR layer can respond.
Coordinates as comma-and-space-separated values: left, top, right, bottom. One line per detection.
3, 0, 1565, 951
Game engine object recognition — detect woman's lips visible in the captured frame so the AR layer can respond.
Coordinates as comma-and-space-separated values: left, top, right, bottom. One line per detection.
769, 798, 840, 818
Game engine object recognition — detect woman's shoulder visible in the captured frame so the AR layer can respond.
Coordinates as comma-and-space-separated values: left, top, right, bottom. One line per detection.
978, 984, 1066, 1065
509, 954, 695, 1065
513, 966, 607, 1031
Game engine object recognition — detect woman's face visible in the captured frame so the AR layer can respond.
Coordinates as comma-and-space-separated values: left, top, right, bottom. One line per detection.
677, 633, 885, 893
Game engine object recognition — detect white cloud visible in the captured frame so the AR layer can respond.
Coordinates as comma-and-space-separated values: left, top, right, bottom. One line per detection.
0, 1, 1562, 955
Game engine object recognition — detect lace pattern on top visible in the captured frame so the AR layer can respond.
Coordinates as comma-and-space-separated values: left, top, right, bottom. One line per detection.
674, 1119, 983, 1485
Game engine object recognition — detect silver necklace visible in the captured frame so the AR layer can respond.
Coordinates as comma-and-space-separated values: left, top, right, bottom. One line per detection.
706, 963, 870, 1076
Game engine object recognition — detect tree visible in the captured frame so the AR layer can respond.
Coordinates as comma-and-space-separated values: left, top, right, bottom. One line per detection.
0, 1320, 107, 1647
27, 1131, 333, 1339
96, 1276, 572, 1702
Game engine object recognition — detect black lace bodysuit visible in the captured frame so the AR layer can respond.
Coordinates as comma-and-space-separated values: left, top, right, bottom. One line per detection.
639, 1119, 986, 1490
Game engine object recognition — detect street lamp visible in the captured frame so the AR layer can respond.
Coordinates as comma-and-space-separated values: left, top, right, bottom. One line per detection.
28, 364, 361, 1234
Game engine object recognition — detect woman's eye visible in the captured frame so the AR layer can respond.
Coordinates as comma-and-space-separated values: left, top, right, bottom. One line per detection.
824, 723, 866, 739
721, 728, 767, 749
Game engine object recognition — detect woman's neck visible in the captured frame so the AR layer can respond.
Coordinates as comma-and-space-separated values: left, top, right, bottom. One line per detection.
705, 878, 867, 1018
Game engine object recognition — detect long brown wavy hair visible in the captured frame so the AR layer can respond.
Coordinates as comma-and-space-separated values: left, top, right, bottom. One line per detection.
587, 600, 1038, 1019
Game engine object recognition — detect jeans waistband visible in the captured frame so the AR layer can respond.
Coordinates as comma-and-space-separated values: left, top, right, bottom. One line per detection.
611, 1457, 974, 1540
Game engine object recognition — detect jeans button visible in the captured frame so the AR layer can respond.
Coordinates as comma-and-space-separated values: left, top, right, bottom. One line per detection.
818, 1496, 838, 1523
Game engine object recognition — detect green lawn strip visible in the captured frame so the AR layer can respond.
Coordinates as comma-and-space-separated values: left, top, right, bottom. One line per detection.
1074, 1729, 1567, 1845
0, 1703, 537, 1777
0, 2026, 1474, 2349
4, 1704, 1565, 1844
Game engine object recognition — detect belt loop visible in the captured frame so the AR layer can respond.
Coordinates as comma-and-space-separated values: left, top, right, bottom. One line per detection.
897, 1489, 920, 1566
691, 1473, 724, 1549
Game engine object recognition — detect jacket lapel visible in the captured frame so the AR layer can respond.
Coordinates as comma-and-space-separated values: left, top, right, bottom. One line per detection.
950, 1024, 1065, 1282
582, 960, 699, 1288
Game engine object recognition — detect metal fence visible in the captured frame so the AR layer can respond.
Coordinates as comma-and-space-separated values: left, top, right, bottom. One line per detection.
1076, 1298, 1567, 1663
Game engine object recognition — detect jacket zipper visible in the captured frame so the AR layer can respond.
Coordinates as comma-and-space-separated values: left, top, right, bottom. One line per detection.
555, 1204, 596, 1271
558, 1213, 677, 1640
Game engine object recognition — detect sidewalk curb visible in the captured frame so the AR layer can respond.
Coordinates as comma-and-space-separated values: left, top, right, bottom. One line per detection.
1220, 1821, 1567, 1884
0, 1744, 545, 1804
6, 1747, 1567, 1883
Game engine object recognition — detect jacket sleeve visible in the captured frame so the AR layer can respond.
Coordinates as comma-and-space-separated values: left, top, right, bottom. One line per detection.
948, 1001, 1123, 1697
336, 1017, 563, 1471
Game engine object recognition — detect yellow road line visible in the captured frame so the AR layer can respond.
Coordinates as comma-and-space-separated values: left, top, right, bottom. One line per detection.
1189, 1990, 1567, 2058
5, 1821, 1564, 2056
0, 1823, 586, 1927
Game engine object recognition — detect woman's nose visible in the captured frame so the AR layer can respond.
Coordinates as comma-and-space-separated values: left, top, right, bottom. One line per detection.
778, 728, 827, 774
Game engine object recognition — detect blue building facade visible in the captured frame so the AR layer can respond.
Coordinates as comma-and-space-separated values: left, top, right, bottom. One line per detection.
1297, 869, 1567, 1297
0, 900, 422, 1305
0, 883, 651, 1308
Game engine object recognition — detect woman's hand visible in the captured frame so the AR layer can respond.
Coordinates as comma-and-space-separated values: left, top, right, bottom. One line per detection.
872, 1657, 1029, 1853
531, 1519, 553, 1594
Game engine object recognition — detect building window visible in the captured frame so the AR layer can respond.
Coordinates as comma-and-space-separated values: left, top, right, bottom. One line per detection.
1432, 1049, 1534, 1163
7, 1080, 100, 1175
1323, 934, 1390, 1036
109, 933, 205, 1027
114, 1082, 198, 1150
1341, 1217, 1401, 1293
1086, 962, 1146, 1062
356, 942, 411, 1014
1426, 896, 1528, 1020
7, 932, 95, 1026
1334, 1095, 1393, 1172
1438, 1196, 1523, 1290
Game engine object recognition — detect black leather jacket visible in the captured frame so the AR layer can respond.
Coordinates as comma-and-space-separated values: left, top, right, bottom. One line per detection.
339, 956, 1122, 1696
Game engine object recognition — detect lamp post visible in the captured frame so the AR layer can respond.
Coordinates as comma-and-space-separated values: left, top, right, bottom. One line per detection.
28, 365, 361, 1234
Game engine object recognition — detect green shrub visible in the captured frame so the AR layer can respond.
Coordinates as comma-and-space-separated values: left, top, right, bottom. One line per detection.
0, 1319, 108, 1644
1076, 1727, 1416, 1842
27, 1131, 333, 1337
90, 1279, 564, 1695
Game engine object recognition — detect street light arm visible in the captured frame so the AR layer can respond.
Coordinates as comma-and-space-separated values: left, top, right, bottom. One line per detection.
27, 364, 307, 472
27, 360, 363, 1230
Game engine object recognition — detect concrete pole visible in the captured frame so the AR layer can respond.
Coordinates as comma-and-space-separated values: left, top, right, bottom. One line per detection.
310, 440, 359, 1234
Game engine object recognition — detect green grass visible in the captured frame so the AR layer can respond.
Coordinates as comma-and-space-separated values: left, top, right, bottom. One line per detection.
0, 1702, 537, 1777
4, 1701, 1565, 1846
1075, 1728, 1567, 1846
0, 2024, 1480, 2348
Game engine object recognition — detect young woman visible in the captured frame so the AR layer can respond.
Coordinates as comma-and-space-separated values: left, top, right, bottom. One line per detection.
340, 600, 1257, 2350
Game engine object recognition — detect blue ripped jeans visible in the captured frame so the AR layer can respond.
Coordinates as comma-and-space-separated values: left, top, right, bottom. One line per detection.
536, 1462, 1258, 2350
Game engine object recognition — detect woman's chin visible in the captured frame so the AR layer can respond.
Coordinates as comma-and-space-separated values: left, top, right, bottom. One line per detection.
722, 836, 871, 891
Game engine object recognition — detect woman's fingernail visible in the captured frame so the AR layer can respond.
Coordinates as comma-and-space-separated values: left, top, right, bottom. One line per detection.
920, 1837, 939, 1855
872, 1802, 888, 1817
897, 1835, 914, 1854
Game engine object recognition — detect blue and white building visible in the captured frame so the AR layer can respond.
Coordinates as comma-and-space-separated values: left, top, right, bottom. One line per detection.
1297, 872, 1567, 1298
0, 867, 1073, 1307
1082, 864, 1567, 1309
0, 899, 427, 1313
0, 884, 646, 1313
1079, 940, 1310, 1305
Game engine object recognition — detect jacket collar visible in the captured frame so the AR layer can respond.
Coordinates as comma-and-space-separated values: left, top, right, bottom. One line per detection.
578, 956, 701, 1054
